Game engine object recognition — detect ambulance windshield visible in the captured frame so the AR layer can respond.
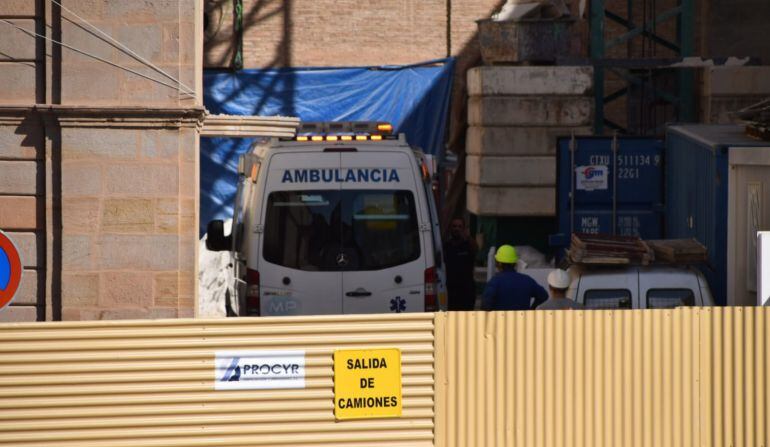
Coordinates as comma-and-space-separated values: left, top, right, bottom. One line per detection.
263, 190, 420, 271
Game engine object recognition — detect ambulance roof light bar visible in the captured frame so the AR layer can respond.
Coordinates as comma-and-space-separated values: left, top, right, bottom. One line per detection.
296, 121, 393, 136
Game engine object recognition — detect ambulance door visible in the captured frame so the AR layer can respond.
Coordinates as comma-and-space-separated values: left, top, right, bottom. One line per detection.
340, 151, 427, 314
258, 152, 343, 315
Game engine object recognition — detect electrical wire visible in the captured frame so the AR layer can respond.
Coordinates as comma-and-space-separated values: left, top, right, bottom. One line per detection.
0, 19, 195, 97
47, 0, 196, 96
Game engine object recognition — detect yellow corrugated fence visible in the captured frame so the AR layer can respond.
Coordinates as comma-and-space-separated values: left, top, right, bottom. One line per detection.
0, 314, 435, 447
435, 307, 770, 447
0, 308, 767, 446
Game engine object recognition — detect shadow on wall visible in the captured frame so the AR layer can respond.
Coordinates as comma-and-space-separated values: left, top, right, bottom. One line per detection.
202, 0, 545, 234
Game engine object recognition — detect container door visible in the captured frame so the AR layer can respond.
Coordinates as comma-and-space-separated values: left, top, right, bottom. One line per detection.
258, 152, 344, 316
339, 152, 427, 314
553, 137, 664, 248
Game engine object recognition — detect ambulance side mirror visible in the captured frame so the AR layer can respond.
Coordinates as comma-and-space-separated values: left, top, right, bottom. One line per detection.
206, 220, 231, 251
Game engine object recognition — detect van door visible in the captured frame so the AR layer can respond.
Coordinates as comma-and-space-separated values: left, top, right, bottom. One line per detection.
638, 269, 701, 308
258, 152, 344, 315
339, 151, 427, 314
574, 269, 639, 309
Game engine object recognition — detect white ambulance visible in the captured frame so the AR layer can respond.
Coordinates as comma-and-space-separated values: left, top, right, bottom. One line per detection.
206, 122, 447, 316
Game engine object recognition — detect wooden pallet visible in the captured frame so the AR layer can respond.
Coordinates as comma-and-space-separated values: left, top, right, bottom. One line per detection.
646, 239, 708, 263
568, 233, 654, 265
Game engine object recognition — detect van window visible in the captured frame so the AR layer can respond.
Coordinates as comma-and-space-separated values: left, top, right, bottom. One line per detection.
583, 289, 632, 309
263, 190, 420, 271
646, 289, 695, 308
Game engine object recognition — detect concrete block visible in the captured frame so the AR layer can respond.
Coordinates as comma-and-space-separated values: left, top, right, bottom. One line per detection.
116, 24, 162, 65
466, 155, 555, 186
162, 23, 180, 64
0, 306, 37, 322
179, 235, 195, 271
62, 235, 94, 270
154, 272, 178, 307
700, 95, 766, 125
62, 198, 100, 234
179, 161, 195, 197
468, 66, 593, 96
141, 130, 179, 160
101, 198, 154, 233
0, 62, 36, 105
149, 308, 178, 319
61, 128, 137, 161
62, 162, 102, 196
98, 234, 179, 270
14, 270, 38, 305
0, 196, 37, 230
179, 296, 194, 309
5, 232, 41, 268
155, 198, 178, 234
0, 160, 39, 194
467, 185, 556, 216
0, 122, 43, 159
106, 1, 181, 22
61, 21, 114, 62
99, 272, 153, 308
180, 198, 196, 234
62, 307, 102, 321
55, 0, 105, 19
99, 308, 151, 320
177, 20, 195, 65
61, 62, 121, 104
0, 20, 36, 60
467, 126, 593, 156
179, 271, 194, 298
703, 67, 770, 96
105, 164, 178, 196
62, 273, 99, 308
1, 0, 37, 16
468, 96, 593, 126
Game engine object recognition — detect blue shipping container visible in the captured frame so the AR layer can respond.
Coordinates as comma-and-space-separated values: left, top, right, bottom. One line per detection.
551, 137, 664, 247
665, 125, 769, 306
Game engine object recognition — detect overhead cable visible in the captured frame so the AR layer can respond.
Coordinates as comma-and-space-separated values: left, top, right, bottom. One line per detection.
0, 19, 194, 97
48, 0, 196, 96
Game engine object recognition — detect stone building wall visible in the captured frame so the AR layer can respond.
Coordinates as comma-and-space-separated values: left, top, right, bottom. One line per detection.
0, 0, 203, 321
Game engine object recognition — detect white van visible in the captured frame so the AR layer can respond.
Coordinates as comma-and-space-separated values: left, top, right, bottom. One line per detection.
206, 122, 446, 317
564, 265, 715, 309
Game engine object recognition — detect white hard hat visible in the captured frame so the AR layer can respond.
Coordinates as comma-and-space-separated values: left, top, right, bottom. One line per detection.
547, 269, 571, 289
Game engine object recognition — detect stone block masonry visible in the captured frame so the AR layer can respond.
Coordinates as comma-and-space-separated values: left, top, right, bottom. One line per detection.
57, 119, 201, 321
466, 66, 594, 217
0, 0, 205, 322
0, 115, 44, 321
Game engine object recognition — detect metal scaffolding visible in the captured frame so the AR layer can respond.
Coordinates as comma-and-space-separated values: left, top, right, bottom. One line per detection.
590, 0, 695, 135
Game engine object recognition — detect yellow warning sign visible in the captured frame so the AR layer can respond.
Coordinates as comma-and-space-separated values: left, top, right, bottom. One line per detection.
334, 348, 402, 420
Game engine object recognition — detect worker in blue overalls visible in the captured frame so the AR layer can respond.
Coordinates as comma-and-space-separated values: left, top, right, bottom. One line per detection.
481, 245, 548, 311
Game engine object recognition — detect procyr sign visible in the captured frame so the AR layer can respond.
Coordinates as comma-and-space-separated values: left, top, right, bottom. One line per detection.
334, 348, 402, 420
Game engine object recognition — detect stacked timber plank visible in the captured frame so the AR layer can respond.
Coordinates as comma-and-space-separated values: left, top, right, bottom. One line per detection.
647, 239, 708, 263
567, 233, 654, 265
465, 66, 594, 216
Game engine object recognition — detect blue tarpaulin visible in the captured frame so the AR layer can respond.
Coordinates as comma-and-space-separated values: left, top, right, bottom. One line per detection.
201, 58, 455, 235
